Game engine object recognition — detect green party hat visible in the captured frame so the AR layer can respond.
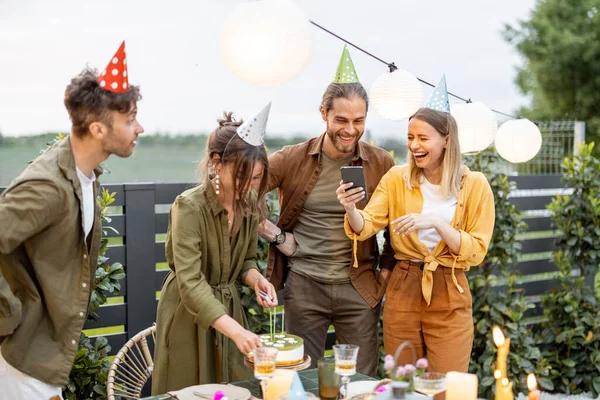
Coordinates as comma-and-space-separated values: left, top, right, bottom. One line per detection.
333, 45, 359, 83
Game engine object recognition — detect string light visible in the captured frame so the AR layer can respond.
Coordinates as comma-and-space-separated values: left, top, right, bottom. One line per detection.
309, 20, 520, 120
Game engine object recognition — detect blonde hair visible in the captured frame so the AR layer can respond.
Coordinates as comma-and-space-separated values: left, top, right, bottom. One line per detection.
405, 107, 463, 198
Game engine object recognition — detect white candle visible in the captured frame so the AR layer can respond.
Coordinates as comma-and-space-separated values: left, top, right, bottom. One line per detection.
527, 373, 540, 400
446, 371, 478, 400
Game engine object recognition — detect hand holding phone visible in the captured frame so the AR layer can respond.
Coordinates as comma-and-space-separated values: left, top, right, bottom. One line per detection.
340, 166, 368, 202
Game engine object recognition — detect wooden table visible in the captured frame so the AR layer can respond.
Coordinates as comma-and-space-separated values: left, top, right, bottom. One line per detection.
141, 369, 375, 399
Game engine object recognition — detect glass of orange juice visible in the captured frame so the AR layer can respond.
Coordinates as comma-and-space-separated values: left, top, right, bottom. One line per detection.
265, 369, 294, 400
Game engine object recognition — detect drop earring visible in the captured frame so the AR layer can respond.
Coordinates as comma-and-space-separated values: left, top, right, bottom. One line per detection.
215, 170, 220, 195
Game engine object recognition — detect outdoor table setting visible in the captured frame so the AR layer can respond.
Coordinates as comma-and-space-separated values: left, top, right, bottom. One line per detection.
141, 369, 378, 400
142, 342, 441, 400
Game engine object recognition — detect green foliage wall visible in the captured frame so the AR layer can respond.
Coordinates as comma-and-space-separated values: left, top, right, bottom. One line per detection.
465, 149, 551, 398
242, 191, 281, 333
539, 143, 600, 396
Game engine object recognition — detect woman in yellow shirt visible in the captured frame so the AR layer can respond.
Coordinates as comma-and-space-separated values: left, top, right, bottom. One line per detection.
337, 106, 495, 376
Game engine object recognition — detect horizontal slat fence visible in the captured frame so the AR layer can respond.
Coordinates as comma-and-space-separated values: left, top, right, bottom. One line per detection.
504, 175, 594, 320
1, 175, 593, 353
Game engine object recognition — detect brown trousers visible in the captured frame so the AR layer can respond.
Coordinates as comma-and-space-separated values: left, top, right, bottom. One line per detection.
283, 271, 381, 377
383, 261, 473, 374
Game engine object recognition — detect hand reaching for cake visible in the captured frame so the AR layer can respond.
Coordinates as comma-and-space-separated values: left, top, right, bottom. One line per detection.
232, 329, 261, 355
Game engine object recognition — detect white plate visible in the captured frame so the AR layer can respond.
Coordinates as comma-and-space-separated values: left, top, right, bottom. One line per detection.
340, 380, 379, 398
372, 389, 431, 400
168, 383, 252, 400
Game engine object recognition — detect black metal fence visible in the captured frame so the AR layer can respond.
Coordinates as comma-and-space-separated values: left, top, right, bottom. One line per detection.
1, 175, 590, 354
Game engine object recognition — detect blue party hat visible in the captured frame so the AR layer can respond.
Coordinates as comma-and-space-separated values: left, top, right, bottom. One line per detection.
423, 74, 450, 113
287, 372, 306, 400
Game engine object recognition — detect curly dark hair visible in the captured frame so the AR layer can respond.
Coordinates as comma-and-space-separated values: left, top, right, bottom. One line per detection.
64, 67, 142, 136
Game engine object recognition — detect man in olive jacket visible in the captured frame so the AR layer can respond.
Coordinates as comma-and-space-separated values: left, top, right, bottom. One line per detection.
0, 47, 144, 398
259, 57, 396, 376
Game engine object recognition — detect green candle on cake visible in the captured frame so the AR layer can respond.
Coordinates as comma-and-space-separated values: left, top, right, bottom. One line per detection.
259, 307, 305, 366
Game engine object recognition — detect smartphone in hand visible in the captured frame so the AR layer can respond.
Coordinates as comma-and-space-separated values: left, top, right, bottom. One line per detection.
340, 166, 368, 202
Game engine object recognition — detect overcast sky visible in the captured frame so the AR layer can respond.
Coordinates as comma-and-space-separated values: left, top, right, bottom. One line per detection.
0, 0, 536, 139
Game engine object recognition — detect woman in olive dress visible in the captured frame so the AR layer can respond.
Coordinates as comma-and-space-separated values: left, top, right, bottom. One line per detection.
152, 111, 277, 394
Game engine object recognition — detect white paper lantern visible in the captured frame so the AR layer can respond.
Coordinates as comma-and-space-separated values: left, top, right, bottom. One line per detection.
451, 102, 498, 153
495, 119, 542, 163
370, 69, 424, 120
220, 0, 313, 87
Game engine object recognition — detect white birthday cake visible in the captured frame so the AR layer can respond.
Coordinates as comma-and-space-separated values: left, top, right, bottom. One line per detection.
258, 333, 304, 366
250, 307, 304, 366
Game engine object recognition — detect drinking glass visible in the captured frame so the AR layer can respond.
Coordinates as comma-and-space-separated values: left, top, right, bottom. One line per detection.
318, 356, 341, 400
414, 372, 447, 396
254, 347, 278, 398
265, 369, 294, 400
332, 344, 359, 398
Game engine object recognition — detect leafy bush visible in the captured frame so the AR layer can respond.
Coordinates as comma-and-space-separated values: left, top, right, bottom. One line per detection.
547, 143, 600, 278
465, 149, 550, 398
63, 334, 111, 400
242, 191, 280, 333
88, 189, 126, 319
539, 142, 600, 396
63, 187, 124, 399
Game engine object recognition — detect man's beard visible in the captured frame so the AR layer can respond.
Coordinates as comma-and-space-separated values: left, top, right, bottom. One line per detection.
327, 128, 363, 154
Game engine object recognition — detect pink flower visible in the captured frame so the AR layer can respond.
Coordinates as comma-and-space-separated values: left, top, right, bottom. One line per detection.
404, 364, 416, 374
384, 355, 396, 371
395, 366, 407, 378
416, 358, 428, 369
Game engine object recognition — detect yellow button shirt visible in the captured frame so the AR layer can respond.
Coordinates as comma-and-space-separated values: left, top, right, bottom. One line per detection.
345, 165, 495, 306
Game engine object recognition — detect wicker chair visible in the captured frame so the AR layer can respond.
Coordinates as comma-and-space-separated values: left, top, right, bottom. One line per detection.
107, 324, 156, 400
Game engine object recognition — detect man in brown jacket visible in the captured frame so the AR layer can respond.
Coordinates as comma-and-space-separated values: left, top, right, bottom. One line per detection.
0, 42, 143, 398
259, 47, 396, 376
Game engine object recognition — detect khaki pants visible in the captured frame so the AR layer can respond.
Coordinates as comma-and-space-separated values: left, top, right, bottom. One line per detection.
283, 271, 381, 377
383, 261, 473, 374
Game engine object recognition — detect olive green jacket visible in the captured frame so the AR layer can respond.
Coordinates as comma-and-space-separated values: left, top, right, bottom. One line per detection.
0, 137, 102, 386
152, 184, 259, 394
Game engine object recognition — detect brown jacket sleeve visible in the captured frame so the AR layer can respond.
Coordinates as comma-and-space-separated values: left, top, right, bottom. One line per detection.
377, 155, 397, 271
267, 147, 287, 193
0, 181, 65, 335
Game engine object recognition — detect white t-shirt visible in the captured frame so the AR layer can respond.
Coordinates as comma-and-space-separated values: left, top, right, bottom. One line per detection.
418, 178, 457, 252
76, 167, 96, 238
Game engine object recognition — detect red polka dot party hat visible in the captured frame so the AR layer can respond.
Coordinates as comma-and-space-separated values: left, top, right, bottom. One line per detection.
97, 41, 129, 93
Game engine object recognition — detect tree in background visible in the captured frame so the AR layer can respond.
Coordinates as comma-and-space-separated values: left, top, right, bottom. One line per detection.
504, 0, 600, 154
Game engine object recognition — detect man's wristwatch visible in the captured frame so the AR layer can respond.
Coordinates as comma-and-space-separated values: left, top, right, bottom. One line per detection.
270, 229, 287, 246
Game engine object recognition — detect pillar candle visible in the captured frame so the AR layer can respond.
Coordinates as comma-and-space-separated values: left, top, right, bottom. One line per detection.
493, 326, 512, 400
527, 374, 540, 400
446, 372, 478, 400
493, 326, 510, 378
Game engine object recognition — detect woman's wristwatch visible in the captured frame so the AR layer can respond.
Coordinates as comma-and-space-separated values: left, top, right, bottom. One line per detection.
270, 229, 287, 246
